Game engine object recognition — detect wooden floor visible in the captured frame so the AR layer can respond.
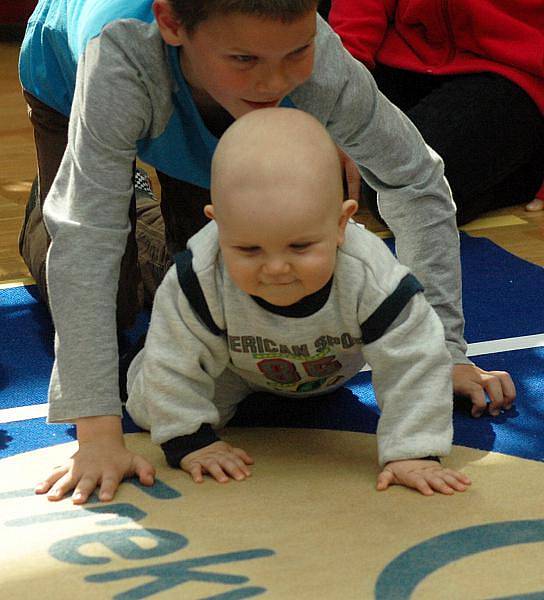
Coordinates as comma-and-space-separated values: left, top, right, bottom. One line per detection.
1, 39, 36, 284
1, 38, 543, 287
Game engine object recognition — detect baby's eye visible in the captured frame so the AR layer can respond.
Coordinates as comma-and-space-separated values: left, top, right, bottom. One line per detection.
290, 242, 312, 251
236, 246, 260, 254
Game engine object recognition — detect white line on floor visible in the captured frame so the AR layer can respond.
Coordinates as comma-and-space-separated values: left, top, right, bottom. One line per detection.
357, 333, 544, 373
0, 278, 35, 289
1, 334, 542, 424
467, 333, 544, 356
0, 403, 48, 424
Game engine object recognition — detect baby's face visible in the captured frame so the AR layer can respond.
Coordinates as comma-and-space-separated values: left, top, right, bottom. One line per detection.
208, 107, 357, 306
215, 188, 346, 307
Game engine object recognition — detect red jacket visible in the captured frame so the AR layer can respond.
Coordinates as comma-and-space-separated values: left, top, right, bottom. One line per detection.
329, 0, 544, 113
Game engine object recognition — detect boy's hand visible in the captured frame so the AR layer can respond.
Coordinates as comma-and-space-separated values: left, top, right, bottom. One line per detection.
377, 459, 471, 496
181, 441, 254, 484
453, 364, 516, 417
35, 416, 155, 504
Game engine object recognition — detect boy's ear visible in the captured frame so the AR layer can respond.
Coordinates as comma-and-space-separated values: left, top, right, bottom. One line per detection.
153, 0, 189, 46
204, 204, 215, 220
337, 198, 358, 245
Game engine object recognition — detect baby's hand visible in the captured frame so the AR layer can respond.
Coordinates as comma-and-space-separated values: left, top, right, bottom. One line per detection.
376, 459, 471, 496
180, 441, 254, 483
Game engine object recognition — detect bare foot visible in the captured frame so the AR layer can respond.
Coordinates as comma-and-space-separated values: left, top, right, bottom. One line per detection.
525, 198, 544, 212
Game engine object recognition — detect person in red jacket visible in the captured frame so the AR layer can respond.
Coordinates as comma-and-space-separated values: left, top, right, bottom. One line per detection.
328, 0, 544, 224
528, 184, 544, 213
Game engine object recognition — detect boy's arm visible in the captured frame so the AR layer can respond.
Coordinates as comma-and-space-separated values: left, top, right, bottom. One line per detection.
36, 21, 188, 503
298, 18, 516, 411
44, 28, 157, 423
36, 26, 166, 503
294, 20, 468, 366
330, 38, 516, 411
343, 76, 467, 366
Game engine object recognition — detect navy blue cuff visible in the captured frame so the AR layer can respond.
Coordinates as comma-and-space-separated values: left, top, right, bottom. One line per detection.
421, 456, 441, 463
161, 424, 220, 469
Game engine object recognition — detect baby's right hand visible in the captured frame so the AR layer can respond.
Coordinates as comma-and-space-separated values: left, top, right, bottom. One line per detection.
180, 441, 254, 483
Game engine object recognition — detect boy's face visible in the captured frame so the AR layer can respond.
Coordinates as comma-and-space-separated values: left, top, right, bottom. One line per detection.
172, 11, 316, 118
209, 190, 353, 307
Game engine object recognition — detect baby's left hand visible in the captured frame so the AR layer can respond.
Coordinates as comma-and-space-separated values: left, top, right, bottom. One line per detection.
377, 459, 471, 496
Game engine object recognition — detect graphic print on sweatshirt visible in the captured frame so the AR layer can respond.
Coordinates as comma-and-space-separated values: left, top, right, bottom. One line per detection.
227, 332, 365, 394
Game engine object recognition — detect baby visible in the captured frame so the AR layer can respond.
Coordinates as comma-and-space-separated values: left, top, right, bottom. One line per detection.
126, 108, 470, 496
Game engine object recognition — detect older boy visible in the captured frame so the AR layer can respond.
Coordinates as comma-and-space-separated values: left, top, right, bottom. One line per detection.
127, 108, 471, 496
23, 0, 503, 503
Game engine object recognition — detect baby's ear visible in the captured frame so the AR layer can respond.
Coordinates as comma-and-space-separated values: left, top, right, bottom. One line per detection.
337, 198, 358, 244
203, 204, 215, 220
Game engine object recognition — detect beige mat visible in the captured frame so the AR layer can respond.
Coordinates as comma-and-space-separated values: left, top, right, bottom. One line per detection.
1, 429, 544, 598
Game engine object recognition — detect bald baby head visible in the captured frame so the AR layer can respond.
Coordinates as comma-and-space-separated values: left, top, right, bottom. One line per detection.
209, 108, 346, 220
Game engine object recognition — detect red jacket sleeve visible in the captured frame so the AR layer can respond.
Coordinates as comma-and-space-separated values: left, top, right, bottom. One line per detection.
329, 0, 395, 69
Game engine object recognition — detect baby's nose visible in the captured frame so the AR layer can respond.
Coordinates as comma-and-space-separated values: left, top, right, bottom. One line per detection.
263, 257, 290, 275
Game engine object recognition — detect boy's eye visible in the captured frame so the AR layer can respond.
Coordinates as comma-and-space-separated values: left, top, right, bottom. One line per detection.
291, 43, 312, 57
231, 55, 257, 64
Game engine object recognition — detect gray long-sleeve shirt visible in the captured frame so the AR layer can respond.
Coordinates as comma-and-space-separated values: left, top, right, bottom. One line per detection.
43, 15, 466, 422
126, 221, 454, 467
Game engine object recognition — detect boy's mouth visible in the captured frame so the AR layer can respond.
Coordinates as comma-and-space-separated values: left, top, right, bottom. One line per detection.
243, 99, 280, 109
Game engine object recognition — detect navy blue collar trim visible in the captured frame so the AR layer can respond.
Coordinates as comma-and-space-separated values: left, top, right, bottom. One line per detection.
251, 278, 333, 318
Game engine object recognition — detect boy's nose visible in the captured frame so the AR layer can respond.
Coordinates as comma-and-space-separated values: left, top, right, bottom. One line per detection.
256, 65, 290, 97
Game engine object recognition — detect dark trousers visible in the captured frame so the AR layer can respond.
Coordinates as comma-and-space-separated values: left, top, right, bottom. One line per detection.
19, 92, 211, 325
364, 69, 544, 226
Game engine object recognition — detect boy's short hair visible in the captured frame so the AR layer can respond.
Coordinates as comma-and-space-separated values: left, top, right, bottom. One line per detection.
168, 0, 319, 34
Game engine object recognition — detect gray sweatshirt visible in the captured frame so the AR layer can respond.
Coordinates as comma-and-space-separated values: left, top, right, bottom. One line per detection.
43, 15, 466, 423
126, 221, 454, 467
